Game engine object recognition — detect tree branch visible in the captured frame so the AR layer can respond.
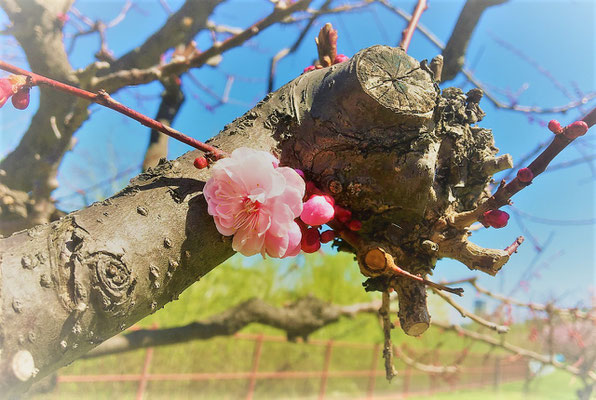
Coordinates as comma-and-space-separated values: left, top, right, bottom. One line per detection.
434, 321, 596, 382
441, 0, 509, 82
142, 76, 185, 171
85, 296, 376, 359
103, 0, 222, 74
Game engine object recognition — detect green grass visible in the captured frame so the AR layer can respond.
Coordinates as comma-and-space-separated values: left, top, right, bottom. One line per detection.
405, 370, 583, 400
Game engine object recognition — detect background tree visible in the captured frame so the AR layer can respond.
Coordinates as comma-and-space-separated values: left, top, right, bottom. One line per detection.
0, 0, 594, 397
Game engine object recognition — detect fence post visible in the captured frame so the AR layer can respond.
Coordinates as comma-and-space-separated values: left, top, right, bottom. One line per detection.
366, 343, 381, 399
245, 334, 265, 400
493, 355, 501, 391
318, 340, 334, 400
135, 323, 157, 400
403, 365, 411, 396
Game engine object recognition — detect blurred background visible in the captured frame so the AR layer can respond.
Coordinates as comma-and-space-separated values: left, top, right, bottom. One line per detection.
1, 0, 594, 398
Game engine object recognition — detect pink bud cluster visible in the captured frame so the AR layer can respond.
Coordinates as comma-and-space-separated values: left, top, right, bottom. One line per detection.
296, 174, 361, 253
201, 147, 364, 258
302, 54, 350, 74
0, 75, 30, 110
548, 119, 589, 139
482, 209, 510, 229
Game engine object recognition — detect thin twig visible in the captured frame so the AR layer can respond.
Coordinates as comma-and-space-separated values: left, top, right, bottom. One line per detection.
431, 288, 509, 334
450, 109, 595, 229
0, 61, 226, 158
399, 0, 427, 52
434, 321, 596, 382
380, 291, 398, 381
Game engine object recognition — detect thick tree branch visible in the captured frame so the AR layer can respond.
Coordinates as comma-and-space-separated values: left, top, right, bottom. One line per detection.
90, 0, 313, 94
85, 296, 377, 358
103, 0, 222, 74
0, 0, 79, 219
441, 0, 509, 82
0, 45, 436, 394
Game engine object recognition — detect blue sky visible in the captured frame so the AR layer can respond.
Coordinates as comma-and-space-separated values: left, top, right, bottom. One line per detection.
0, 0, 594, 317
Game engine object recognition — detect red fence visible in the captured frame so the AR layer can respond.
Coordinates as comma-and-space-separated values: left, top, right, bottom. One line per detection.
57, 332, 528, 400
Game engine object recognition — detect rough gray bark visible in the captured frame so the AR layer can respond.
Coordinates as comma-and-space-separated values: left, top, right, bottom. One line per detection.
0, 45, 511, 395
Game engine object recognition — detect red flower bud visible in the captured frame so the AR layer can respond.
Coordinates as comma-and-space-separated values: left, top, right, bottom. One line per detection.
482, 210, 510, 229
313, 193, 334, 207
301, 227, 321, 253
334, 54, 349, 64
11, 88, 30, 110
516, 167, 533, 183
547, 120, 563, 134
0, 78, 13, 108
564, 121, 589, 139
303, 65, 316, 73
193, 156, 209, 169
305, 181, 322, 196
333, 205, 352, 224
348, 219, 362, 231
320, 229, 336, 243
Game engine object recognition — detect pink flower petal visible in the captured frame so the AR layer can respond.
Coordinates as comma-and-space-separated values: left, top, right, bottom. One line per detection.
203, 147, 306, 258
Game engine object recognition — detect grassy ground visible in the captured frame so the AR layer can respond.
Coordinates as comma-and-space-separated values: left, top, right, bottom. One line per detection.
29, 253, 584, 399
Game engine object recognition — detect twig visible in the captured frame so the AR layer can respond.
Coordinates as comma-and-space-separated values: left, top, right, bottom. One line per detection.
380, 291, 398, 381
399, 0, 427, 52
92, 0, 313, 94
462, 69, 596, 114
332, 226, 465, 295
0, 61, 226, 159
431, 288, 509, 334
395, 346, 458, 374
504, 236, 524, 256
450, 109, 595, 229
433, 321, 596, 381
268, 0, 332, 92
467, 279, 596, 322
377, 0, 596, 115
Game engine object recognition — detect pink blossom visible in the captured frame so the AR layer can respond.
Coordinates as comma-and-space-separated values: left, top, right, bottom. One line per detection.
303, 65, 316, 73
300, 195, 335, 226
203, 147, 305, 258
0, 78, 13, 108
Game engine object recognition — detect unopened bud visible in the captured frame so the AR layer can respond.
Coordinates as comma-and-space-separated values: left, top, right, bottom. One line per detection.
564, 121, 589, 139
516, 167, 534, 183
193, 156, 209, 169
11, 88, 30, 110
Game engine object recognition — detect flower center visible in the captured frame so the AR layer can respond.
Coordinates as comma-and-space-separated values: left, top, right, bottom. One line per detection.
233, 197, 261, 231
